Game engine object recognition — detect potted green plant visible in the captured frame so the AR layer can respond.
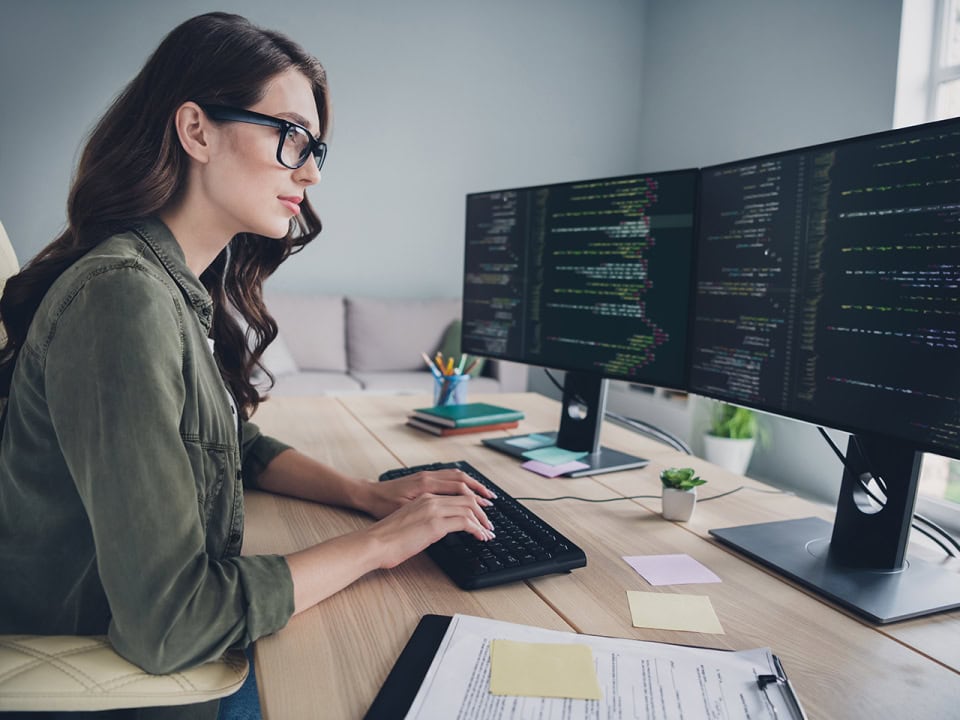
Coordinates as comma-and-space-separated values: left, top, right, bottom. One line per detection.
659, 467, 706, 522
703, 402, 761, 475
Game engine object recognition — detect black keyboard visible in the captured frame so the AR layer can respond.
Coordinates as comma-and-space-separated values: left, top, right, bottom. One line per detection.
378, 460, 587, 590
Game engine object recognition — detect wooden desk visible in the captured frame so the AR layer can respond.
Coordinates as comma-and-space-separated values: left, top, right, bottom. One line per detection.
245, 393, 960, 719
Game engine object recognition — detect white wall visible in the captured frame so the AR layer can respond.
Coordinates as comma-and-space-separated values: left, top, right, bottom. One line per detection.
637, 0, 903, 170
0, 0, 647, 297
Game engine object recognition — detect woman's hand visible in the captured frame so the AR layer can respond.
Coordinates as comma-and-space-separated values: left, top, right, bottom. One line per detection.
360, 468, 496, 520
366, 492, 496, 569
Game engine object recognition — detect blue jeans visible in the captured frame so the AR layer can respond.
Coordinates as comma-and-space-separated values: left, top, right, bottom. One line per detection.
217, 647, 261, 720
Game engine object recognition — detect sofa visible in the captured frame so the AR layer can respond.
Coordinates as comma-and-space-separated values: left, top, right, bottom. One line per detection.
255, 293, 528, 396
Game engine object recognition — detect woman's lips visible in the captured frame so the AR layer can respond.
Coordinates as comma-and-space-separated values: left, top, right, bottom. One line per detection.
279, 196, 302, 215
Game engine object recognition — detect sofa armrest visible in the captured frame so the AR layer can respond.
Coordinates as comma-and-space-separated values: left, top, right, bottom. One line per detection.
485, 359, 528, 393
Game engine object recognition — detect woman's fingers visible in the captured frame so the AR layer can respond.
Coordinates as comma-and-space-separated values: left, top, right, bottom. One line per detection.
371, 493, 496, 569
414, 469, 497, 501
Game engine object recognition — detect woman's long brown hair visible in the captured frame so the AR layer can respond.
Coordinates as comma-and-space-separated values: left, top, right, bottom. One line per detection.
0, 12, 330, 418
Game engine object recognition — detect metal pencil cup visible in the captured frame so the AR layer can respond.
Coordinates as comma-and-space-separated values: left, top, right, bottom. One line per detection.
433, 374, 469, 406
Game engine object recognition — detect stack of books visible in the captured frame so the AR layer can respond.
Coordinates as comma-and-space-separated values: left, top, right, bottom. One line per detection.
406, 402, 524, 436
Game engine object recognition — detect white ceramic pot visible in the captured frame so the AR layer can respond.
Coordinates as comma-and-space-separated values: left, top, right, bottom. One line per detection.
702, 434, 756, 476
662, 486, 697, 522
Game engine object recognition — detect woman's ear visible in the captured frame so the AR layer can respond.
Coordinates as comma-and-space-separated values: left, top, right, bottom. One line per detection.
173, 101, 213, 163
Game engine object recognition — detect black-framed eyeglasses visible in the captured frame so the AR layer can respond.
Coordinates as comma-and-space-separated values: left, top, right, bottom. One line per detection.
198, 104, 327, 171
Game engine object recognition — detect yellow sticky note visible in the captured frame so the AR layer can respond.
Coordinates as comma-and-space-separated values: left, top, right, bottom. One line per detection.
626, 590, 725, 634
489, 639, 602, 700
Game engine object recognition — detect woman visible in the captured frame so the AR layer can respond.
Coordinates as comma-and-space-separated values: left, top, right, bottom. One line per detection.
0, 12, 493, 718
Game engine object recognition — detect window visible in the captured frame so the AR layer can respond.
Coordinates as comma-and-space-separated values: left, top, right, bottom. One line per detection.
930, 0, 960, 117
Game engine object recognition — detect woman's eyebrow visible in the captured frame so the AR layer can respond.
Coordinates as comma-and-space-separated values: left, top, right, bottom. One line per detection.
278, 111, 316, 133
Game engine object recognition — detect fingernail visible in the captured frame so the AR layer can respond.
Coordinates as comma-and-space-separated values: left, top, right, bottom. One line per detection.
479, 498, 493, 507
486, 530, 496, 540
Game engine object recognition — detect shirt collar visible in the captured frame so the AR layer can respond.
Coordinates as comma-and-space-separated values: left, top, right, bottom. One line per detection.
130, 217, 215, 332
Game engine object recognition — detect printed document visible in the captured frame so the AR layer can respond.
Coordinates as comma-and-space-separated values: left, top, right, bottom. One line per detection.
404, 614, 797, 720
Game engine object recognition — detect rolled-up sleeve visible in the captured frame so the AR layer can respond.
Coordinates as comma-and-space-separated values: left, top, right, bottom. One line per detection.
44, 266, 293, 674
240, 419, 291, 488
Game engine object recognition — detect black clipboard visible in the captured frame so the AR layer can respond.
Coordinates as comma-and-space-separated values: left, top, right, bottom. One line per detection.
364, 614, 807, 720
364, 614, 451, 720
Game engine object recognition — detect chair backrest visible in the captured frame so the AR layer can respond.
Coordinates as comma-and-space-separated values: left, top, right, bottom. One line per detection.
0, 220, 18, 351
0, 220, 19, 287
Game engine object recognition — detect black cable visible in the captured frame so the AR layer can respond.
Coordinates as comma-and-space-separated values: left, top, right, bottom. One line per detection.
910, 522, 956, 557
913, 514, 960, 555
606, 412, 693, 455
544, 368, 584, 403
513, 486, 789, 503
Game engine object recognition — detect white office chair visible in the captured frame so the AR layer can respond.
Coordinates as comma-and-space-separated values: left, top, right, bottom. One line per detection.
0, 219, 248, 712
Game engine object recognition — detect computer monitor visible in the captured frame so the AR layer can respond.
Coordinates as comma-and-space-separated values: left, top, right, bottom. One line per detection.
462, 170, 699, 476
689, 117, 960, 623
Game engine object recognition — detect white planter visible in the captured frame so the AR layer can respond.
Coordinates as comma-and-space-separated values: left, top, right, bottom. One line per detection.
703, 434, 756, 476
662, 487, 697, 522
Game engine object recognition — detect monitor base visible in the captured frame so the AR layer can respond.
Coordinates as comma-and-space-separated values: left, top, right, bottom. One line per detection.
483, 432, 648, 477
710, 516, 960, 624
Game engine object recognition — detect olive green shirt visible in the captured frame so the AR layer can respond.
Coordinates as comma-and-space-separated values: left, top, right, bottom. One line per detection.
0, 218, 295, 716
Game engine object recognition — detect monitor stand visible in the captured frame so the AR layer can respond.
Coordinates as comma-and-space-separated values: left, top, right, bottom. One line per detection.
710, 434, 960, 624
482, 371, 648, 477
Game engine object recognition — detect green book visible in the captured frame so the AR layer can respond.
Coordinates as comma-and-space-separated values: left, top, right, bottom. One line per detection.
411, 402, 524, 428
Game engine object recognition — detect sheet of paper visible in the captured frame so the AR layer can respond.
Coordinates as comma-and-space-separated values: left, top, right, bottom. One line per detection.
626, 590, 725, 634
404, 614, 798, 720
522, 459, 591, 477
522, 446, 589, 465
623, 554, 722, 585
489, 640, 601, 700
504, 434, 555, 450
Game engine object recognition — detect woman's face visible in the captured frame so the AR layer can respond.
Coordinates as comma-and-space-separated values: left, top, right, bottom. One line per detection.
202, 68, 322, 239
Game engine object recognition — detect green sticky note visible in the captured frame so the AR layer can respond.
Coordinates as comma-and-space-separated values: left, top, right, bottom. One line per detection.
522, 446, 589, 466
489, 640, 601, 700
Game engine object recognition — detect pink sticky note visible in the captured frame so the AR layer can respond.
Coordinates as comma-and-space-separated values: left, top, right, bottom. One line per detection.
521, 459, 590, 478
623, 554, 721, 586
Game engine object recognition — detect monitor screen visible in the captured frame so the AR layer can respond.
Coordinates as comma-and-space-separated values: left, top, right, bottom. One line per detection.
691, 117, 960, 623
690, 119, 960, 460
462, 170, 699, 390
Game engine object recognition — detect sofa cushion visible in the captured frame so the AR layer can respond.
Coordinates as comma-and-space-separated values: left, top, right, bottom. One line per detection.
268, 293, 347, 372
266, 372, 364, 397
349, 371, 436, 395
346, 297, 460, 372
259, 333, 298, 377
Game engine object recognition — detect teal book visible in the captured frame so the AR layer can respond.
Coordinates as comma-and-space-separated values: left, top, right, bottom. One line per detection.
411, 402, 524, 428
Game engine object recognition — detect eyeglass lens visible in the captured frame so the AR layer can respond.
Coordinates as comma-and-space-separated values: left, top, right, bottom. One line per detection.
281, 125, 324, 169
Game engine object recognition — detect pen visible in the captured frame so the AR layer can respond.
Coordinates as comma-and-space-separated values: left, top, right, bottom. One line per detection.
462, 358, 479, 376
445, 357, 454, 376
456, 353, 468, 375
